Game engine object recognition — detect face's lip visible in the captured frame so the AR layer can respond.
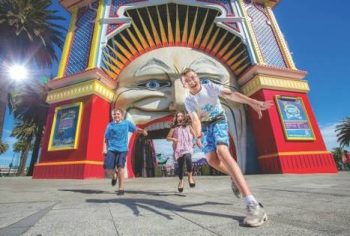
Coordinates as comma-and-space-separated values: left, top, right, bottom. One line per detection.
135, 114, 173, 130
190, 83, 197, 88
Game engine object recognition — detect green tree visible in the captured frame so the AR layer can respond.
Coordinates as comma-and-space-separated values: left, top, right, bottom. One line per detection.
336, 117, 350, 148
11, 119, 35, 175
8, 83, 48, 176
332, 147, 344, 170
0, 0, 65, 148
0, 140, 8, 154
0, 0, 65, 66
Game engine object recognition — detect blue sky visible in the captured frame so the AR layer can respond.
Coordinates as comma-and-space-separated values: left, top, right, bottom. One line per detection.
1, 0, 349, 166
274, 0, 350, 149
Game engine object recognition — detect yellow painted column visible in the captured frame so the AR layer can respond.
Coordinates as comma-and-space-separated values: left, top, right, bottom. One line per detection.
266, 7, 296, 69
87, 0, 105, 70
237, 0, 265, 65
57, 8, 78, 78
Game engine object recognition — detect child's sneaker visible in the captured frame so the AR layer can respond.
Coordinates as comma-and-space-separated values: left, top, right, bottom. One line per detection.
231, 181, 242, 198
243, 202, 267, 227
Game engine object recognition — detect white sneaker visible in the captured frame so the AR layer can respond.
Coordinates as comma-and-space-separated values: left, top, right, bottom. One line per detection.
243, 202, 267, 227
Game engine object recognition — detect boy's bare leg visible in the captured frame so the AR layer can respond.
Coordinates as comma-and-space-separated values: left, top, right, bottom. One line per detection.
216, 145, 252, 197
206, 152, 230, 174
114, 167, 118, 178
206, 151, 242, 197
105, 169, 114, 178
118, 167, 124, 190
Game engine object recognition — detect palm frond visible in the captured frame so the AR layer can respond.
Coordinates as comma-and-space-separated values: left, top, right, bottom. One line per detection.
336, 117, 350, 148
0, 0, 66, 67
0, 139, 9, 154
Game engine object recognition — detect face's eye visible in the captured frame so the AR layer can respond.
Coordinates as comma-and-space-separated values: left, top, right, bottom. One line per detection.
137, 80, 171, 90
200, 79, 210, 84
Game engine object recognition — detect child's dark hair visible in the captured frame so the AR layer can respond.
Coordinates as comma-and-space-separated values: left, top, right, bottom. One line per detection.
170, 111, 191, 128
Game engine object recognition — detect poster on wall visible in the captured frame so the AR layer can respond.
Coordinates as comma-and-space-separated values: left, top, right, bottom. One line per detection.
48, 102, 83, 151
275, 96, 315, 140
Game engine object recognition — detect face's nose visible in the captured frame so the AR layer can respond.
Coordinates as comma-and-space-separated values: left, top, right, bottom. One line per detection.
172, 78, 186, 111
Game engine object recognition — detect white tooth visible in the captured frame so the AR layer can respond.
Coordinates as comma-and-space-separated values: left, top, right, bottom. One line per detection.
153, 124, 157, 130
148, 124, 154, 131
144, 121, 172, 131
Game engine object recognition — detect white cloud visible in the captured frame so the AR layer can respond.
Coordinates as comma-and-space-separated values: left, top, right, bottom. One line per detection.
319, 122, 340, 150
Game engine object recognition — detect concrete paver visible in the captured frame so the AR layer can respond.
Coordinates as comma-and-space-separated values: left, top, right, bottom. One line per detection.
0, 173, 349, 235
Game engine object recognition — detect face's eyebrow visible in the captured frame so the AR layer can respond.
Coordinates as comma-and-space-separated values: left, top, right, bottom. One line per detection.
134, 58, 172, 77
188, 57, 225, 80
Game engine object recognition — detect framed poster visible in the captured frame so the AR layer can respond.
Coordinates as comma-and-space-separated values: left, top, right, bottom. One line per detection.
48, 102, 83, 151
275, 96, 315, 140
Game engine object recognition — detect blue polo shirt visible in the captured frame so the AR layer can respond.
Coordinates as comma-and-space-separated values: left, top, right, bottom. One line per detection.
104, 119, 136, 152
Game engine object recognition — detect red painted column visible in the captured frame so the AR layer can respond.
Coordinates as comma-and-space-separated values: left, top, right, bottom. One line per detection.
248, 89, 337, 174
33, 95, 110, 179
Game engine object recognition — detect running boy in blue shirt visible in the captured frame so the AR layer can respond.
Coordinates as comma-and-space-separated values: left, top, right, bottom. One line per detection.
103, 108, 147, 195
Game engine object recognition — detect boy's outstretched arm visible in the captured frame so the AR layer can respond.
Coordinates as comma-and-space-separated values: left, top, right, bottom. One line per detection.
103, 138, 108, 154
136, 127, 148, 136
188, 111, 202, 138
221, 87, 273, 119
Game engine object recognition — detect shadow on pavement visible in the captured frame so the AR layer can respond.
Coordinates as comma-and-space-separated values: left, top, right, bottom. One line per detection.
58, 189, 113, 194
86, 197, 242, 222
58, 189, 187, 197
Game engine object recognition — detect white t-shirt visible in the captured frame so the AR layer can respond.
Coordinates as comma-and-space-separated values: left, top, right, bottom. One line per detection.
184, 81, 225, 122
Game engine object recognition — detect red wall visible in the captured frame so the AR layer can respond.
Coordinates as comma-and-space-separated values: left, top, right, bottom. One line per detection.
33, 95, 110, 178
247, 89, 337, 173
248, 89, 327, 154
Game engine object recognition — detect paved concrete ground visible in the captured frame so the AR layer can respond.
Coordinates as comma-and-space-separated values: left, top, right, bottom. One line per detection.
0, 172, 349, 236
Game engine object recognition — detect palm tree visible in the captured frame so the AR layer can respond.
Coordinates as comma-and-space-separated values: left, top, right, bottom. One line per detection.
0, 0, 65, 66
11, 119, 35, 175
332, 147, 344, 170
0, 91, 6, 139
0, 0, 65, 143
336, 117, 350, 148
0, 140, 8, 154
8, 82, 48, 175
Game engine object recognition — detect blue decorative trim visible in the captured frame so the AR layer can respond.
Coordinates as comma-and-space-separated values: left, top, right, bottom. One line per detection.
246, 2, 286, 68
66, 1, 99, 76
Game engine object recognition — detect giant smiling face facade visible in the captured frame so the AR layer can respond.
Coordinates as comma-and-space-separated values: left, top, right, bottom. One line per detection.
114, 47, 248, 170
100, 3, 256, 173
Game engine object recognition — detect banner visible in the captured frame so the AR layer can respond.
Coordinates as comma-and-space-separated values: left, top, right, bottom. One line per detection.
48, 102, 83, 150
275, 96, 315, 140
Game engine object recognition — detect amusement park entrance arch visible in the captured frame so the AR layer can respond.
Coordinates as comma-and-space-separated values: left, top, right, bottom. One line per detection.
33, 0, 337, 179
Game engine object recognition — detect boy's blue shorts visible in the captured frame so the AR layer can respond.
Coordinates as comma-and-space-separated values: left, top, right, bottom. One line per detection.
201, 119, 229, 154
104, 151, 127, 169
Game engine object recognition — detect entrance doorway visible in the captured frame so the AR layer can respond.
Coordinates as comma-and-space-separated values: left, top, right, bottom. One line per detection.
131, 129, 221, 178
132, 129, 171, 177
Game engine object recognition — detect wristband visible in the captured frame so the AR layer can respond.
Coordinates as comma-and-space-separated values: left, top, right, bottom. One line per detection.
197, 133, 203, 139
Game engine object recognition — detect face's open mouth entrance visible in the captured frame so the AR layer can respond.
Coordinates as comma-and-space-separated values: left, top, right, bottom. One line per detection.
132, 128, 171, 178
129, 118, 237, 178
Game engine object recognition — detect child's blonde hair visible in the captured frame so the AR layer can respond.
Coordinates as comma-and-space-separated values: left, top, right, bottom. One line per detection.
111, 108, 124, 116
